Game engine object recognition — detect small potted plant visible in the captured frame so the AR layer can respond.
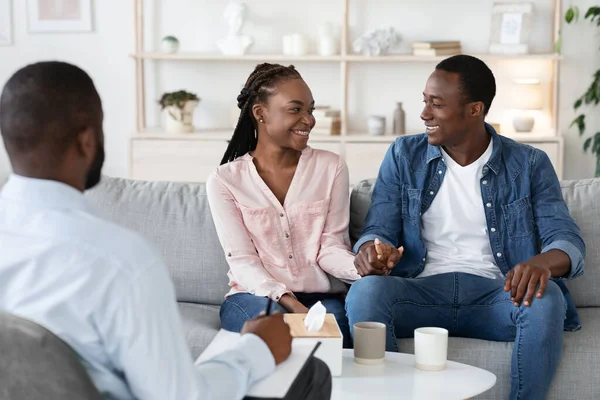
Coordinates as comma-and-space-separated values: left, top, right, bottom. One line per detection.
159, 90, 200, 134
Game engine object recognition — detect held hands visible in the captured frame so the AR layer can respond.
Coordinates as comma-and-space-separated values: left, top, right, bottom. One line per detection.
504, 262, 552, 307
354, 238, 404, 277
241, 313, 292, 365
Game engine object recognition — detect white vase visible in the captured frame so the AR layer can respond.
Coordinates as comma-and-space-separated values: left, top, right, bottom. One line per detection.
318, 23, 337, 56
368, 116, 386, 136
290, 33, 308, 56
164, 100, 198, 134
318, 36, 337, 56
161, 37, 180, 54
512, 112, 535, 132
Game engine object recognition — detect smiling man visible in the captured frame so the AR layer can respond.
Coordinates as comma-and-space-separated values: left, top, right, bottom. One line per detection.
346, 54, 585, 400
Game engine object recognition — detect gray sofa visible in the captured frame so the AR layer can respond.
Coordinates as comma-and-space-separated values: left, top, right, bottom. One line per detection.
86, 176, 600, 399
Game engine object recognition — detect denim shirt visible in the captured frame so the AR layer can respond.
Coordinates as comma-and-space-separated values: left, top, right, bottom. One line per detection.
354, 124, 586, 331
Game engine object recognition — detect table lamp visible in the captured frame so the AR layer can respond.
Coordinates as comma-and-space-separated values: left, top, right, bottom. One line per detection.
512, 79, 542, 132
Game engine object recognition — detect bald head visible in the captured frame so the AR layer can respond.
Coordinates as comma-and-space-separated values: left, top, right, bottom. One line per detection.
0, 61, 104, 190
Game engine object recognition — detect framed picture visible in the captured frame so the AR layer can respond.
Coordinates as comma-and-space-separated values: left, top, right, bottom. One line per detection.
27, 0, 93, 33
489, 2, 534, 54
0, 0, 12, 45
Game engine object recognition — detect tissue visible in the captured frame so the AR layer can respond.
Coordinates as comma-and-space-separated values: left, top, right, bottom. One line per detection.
304, 301, 326, 332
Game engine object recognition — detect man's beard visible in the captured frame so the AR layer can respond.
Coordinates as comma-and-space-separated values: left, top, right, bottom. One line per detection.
85, 145, 105, 190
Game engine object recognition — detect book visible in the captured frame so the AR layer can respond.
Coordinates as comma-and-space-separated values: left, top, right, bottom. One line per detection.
197, 329, 321, 399
313, 106, 340, 118
412, 47, 462, 56
312, 116, 341, 135
411, 41, 461, 49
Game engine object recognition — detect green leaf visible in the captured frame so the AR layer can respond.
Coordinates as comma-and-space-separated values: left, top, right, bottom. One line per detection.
592, 132, 600, 154
570, 114, 586, 136
584, 6, 600, 20
584, 137, 593, 151
574, 98, 583, 110
565, 7, 575, 23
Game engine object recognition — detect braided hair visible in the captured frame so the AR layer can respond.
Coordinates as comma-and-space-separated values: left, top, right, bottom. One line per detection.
220, 63, 302, 165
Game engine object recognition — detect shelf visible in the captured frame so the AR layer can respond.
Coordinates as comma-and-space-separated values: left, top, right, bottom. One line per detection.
131, 52, 562, 63
131, 52, 342, 62
133, 128, 397, 143
344, 53, 563, 62
134, 128, 231, 140
133, 129, 560, 144
348, 131, 561, 143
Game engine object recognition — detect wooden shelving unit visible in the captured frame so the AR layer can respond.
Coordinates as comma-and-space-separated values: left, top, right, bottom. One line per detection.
131, 0, 565, 182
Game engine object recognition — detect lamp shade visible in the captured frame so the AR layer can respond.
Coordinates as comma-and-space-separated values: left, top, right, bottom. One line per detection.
512, 79, 542, 110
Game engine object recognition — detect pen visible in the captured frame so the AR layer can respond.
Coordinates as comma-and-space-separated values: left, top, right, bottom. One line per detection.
265, 298, 273, 316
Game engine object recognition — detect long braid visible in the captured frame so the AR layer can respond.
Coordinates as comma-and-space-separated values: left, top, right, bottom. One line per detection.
220, 63, 301, 165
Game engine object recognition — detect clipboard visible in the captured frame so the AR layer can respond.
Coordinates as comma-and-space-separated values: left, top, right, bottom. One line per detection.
197, 329, 322, 399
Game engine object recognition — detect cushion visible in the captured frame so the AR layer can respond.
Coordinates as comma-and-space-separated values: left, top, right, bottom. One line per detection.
178, 302, 221, 359
561, 179, 600, 307
86, 176, 231, 305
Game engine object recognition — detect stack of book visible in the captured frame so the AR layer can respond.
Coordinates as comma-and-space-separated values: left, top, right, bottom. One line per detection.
312, 106, 341, 136
411, 41, 462, 57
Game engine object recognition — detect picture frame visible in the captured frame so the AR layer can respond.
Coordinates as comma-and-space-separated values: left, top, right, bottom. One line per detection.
489, 2, 534, 54
27, 0, 93, 33
0, 0, 12, 46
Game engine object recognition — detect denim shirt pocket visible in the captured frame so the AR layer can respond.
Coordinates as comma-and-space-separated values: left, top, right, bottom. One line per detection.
402, 185, 422, 225
501, 196, 535, 240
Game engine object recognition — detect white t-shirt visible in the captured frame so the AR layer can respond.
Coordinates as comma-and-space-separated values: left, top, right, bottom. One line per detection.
419, 138, 504, 280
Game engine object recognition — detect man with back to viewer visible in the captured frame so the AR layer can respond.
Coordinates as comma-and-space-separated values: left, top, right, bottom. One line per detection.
346, 54, 586, 400
0, 60, 331, 400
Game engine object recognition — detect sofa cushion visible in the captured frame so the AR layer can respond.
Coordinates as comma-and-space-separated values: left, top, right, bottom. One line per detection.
178, 303, 221, 359
86, 177, 231, 305
397, 307, 600, 399
349, 179, 375, 246
561, 179, 600, 307
349, 178, 600, 308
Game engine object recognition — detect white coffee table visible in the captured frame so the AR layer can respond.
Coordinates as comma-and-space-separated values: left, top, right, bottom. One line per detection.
332, 349, 496, 400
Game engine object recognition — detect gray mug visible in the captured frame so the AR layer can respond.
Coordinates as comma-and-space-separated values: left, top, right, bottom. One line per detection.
353, 322, 386, 365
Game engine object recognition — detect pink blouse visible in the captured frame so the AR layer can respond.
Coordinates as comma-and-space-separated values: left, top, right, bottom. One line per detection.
206, 147, 361, 302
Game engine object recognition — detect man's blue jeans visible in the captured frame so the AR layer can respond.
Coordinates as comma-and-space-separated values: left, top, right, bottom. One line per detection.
220, 292, 352, 348
345, 273, 566, 400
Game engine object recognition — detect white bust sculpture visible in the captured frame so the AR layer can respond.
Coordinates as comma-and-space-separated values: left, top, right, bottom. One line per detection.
217, 0, 254, 56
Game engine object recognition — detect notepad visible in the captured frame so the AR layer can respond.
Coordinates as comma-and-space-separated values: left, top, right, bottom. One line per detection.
196, 329, 320, 399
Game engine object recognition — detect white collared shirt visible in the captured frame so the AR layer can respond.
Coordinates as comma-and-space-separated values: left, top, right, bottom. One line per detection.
0, 174, 274, 400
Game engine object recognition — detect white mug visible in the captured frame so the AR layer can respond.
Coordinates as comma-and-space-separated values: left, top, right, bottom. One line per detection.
414, 327, 448, 371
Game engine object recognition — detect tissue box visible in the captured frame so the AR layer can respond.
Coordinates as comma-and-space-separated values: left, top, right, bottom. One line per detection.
284, 313, 343, 376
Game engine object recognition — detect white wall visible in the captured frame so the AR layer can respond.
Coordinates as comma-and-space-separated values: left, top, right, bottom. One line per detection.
559, 0, 600, 179
0, 0, 135, 183
0, 0, 598, 183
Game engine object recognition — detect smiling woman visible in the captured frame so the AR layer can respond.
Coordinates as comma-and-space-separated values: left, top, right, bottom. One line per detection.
220, 63, 313, 164
206, 63, 364, 348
